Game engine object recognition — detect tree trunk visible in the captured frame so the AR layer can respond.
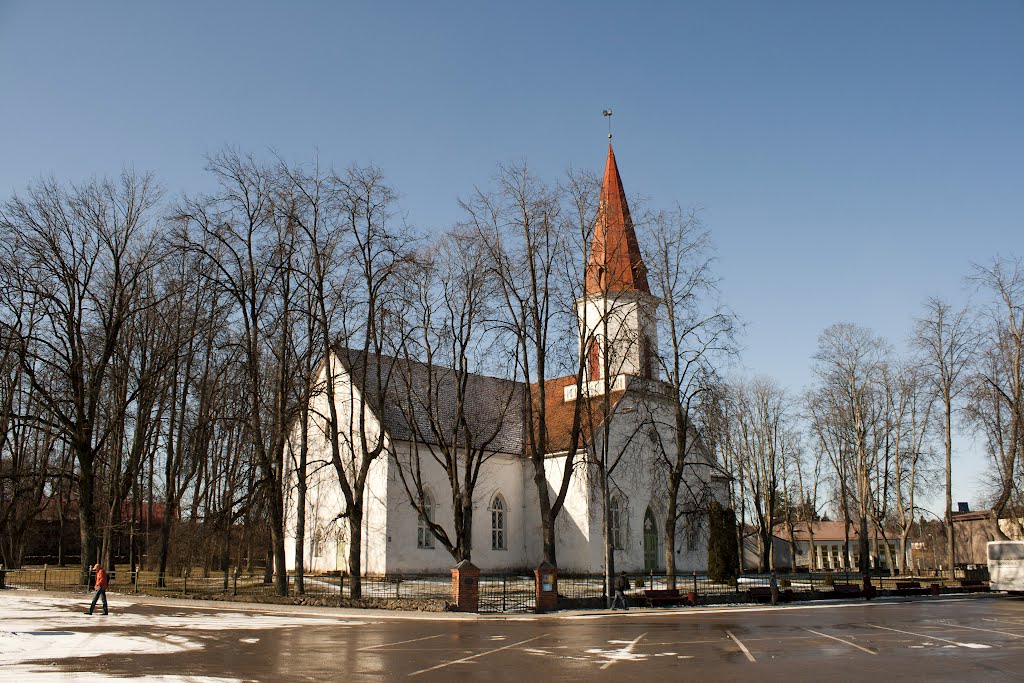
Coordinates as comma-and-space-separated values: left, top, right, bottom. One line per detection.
77, 452, 98, 584
348, 505, 363, 599
269, 496, 288, 596
944, 397, 954, 578
664, 493, 678, 590
293, 411, 309, 595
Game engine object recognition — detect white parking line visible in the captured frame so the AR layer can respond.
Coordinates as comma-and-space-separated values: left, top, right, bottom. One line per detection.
599, 632, 647, 670
866, 624, 991, 649
984, 617, 1024, 627
726, 630, 756, 662
358, 634, 444, 651
408, 634, 548, 676
801, 627, 877, 654
933, 622, 1024, 639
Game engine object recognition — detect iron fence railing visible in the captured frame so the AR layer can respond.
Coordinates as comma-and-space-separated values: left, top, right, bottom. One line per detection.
0, 567, 454, 602
0, 565, 970, 611
478, 574, 536, 612
555, 569, 963, 602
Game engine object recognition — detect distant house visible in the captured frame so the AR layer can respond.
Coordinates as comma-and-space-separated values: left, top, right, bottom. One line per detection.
775, 521, 904, 572
951, 506, 1024, 566
19, 497, 170, 565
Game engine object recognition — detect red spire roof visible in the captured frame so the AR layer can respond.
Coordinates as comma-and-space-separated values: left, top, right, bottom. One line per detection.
584, 144, 650, 296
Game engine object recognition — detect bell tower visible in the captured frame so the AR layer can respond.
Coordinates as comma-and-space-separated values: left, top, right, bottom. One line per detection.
576, 144, 660, 390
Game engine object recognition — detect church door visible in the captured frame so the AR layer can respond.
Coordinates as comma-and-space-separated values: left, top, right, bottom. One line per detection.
643, 507, 659, 571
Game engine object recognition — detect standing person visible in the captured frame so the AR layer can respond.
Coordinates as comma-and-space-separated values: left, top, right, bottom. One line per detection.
611, 571, 630, 610
85, 563, 109, 615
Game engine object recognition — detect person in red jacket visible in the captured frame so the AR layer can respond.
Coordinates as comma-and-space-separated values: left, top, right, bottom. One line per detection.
85, 563, 109, 615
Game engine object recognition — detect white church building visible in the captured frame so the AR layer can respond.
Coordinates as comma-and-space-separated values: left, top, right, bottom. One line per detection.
285, 144, 728, 576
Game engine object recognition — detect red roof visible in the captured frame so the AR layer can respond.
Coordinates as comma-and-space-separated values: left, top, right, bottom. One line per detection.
778, 521, 863, 543
36, 497, 169, 525
530, 374, 624, 452
584, 144, 650, 296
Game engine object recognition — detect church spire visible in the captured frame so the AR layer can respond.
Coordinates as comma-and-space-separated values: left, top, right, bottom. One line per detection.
584, 144, 650, 296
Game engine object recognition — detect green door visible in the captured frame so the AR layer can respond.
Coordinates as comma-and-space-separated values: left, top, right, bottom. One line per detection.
643, 507, 658, 571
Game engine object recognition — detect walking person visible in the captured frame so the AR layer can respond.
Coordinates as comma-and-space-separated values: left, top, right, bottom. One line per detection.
85, 563, 109, 615
611, 570, 630, 610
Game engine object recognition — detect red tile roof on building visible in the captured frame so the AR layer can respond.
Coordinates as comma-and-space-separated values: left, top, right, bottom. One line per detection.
584, 144, 650, 296
777, 521, 864, 543
530, 374, 624, 453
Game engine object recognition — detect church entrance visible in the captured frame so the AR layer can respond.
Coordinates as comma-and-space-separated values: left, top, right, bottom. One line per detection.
643, 507, 659, 571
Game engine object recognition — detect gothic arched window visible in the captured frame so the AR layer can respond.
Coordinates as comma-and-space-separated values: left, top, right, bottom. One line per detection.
417, 491, 435, 549
609, 496, 625, 550
490, 495, 507, 550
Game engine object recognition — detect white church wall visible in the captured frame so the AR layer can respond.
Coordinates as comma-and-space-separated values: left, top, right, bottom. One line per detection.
520, 457, 544, 566
284, 353, 393, 576
382, 444, 533, 573
285, 352, 727, 579
546, 453, 597, 573
361, 454, 391, 575
591, 391, 718, 574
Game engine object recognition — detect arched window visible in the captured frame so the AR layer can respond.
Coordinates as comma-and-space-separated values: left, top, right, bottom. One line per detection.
685, 512, 700, 552
490, 495, 507, 550
643, 506, 659, 571
609, 496, 625, 550
588, 338, 601, 380
417, 491, 434, 549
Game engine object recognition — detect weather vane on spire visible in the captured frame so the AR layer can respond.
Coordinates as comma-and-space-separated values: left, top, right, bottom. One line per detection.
602, 109, 613, 139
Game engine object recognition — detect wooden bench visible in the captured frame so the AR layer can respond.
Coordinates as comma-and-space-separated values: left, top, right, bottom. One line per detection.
832, 584, 861, 597
894, 581, 927, 596
644, 589, 684, 607
959, 579, 989, 593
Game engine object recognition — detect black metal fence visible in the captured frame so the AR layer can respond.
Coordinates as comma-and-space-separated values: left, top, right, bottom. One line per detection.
557, 570, 963, 602
478, 574, 536, 612
0, 567, 451, 602
1, 566, 968, 611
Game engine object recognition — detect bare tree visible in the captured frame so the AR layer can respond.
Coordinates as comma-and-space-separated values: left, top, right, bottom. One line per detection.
723, 379, 797, 571
915, 298, 976, 573
467, 163, 599, 568
390, 229, 521, 561
175, 150, 307, 595
812, 323, 890, 574
644, 206, 737, 586
297, 163, 413, 599
965, 259, 1024, 538
0, 173, 160, 578
884, 362, 933, 574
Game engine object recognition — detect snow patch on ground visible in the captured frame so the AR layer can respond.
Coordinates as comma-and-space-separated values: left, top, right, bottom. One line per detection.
0, 594, 370, 681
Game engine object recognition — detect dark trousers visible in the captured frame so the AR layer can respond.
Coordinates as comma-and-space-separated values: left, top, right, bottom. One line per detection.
88, 588, 108, 614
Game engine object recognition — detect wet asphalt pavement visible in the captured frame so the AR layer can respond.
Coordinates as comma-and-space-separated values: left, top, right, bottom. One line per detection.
4, 591, 1024, 681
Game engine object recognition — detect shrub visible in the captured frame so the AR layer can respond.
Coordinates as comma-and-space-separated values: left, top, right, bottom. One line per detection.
707, 500, 739, 585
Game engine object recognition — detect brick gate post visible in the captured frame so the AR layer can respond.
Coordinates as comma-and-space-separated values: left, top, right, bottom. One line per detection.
535, 562, 558, 613
451, 560, 480, 612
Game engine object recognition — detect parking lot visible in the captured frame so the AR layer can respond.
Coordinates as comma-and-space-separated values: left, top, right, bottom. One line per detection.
2, 591, 1023, 681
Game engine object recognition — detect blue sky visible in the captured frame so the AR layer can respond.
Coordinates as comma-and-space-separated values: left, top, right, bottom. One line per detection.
1, 1, 1021, 510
